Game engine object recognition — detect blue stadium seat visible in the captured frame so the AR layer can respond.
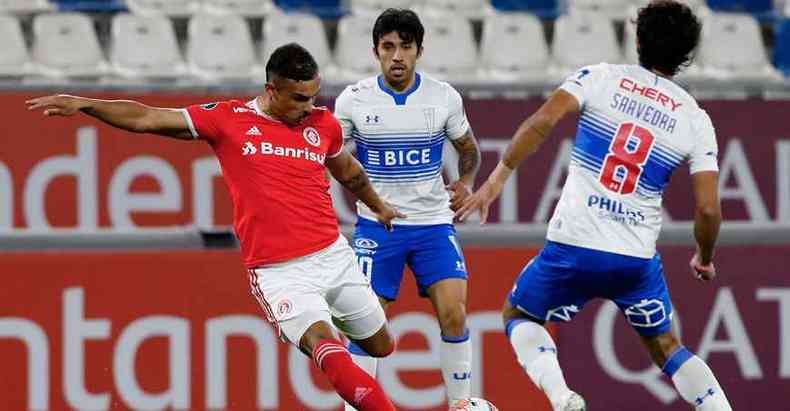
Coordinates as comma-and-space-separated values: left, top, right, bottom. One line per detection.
706, 0, 773, 15
55, 0, 126, 12
274, 0, 346, 19
490, 0, 559, 18
773, 19, 790, 76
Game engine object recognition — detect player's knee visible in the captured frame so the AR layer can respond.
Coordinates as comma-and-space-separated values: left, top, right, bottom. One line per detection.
501, 300, 520, 324
644, 332, 681, 367
365, 335, 395, 358
437, 302, 467, 336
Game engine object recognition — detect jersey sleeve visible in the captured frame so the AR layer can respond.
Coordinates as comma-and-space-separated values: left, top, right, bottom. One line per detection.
558, 63, 608, 108
445, 84, 470, 140
326, 114, 345, 158
182, 101, 228, 143
688, 110, 719, 174
333, 86, 356, 142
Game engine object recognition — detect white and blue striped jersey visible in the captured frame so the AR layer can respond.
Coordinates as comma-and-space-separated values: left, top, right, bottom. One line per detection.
550, 63, 719, 258
334, 73, 470, 225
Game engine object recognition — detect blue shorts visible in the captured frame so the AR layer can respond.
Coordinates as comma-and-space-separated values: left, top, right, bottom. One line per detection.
508, 240, 673, 337
352, 218, 468, 301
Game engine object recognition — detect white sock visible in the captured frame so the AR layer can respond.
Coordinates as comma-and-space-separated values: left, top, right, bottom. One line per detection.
344, 343, 378, 411
663, 347, 732, 411
440, 331, 472, 407
507, 319, 572, 410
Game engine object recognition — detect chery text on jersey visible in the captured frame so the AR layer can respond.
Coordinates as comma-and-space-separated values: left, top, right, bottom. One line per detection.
552, 63, 718, 258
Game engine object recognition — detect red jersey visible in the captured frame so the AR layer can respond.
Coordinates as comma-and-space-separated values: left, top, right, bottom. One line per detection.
182, 99, 343, 267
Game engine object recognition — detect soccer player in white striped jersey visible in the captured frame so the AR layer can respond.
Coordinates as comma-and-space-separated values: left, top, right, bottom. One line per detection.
457, 1, 733, 410
335, 8, 481, 410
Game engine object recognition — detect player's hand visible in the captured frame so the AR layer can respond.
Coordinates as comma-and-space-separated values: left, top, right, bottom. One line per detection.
690, 252, 716, 282
375, 203, 406, 232
446, 180, 473, 212
26, 94, 88, 117
454, 180, 504, 224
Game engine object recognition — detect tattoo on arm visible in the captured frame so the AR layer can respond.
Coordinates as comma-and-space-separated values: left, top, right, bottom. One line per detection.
451, 131, 481, 183
342, 168, 368, 193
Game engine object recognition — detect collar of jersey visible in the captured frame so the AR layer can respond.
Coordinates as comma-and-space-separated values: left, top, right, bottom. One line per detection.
377, 72, 421, 105
249, 97, 284, 124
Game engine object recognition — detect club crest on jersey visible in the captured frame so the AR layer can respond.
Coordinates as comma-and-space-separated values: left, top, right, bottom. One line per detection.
303, 127, 320, 147
277, 299, 293, 317
200, 102, 218, 110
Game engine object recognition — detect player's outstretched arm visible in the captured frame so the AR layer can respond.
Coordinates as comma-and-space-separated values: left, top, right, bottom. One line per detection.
455, 89, 579, 223
26, 94, 194, 140
326, 151, 405, 230
690, 171, 721, 281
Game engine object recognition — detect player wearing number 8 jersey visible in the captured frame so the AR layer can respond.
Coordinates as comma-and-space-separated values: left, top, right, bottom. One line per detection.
456, 1, 732, 410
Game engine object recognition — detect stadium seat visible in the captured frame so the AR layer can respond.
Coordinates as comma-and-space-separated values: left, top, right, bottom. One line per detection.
0, 0, 54, 14
349, 0, 416, 17
706, 0, 773, 15
490, 0, 559, 19
479, 12, 551, 83
202, 0, 277, 17
419, 16, 479, 82
0, 14, 32, 76
262, 12, 332, 71
566, 0, 633, 20
187, 13, 259, 81
773, 19, 790, 75
552, 12, 621, 76
334, 15, 379, 81
111, 13, 185, 79
32, 12, 108, 77
421, 0, 491, 18
274, 0, 346, 19
54, 0, 127, 12
697, 12, 781, 81
126, 0, 201, 17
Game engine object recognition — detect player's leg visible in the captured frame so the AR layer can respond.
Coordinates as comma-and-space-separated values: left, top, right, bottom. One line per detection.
248, 261, 396, 411
409, 225, 471, 408
502, 243, 587, 411
641, 331, 731, 410
425, 278, 472, 408
299, 321, 396, 411
347, 218, 408, 382
319, 232, 405, 410
614, 254, 732, 410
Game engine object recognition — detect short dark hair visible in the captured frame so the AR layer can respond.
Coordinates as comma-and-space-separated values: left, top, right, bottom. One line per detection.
372, 8, 425, 49
636, 0, 701, 76
265, 43, 318, 82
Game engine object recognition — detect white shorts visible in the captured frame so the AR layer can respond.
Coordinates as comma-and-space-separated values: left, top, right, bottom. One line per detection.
247, 235, 386, 345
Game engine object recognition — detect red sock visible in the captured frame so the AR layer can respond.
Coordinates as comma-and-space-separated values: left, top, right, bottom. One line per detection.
313, 340, 396, 411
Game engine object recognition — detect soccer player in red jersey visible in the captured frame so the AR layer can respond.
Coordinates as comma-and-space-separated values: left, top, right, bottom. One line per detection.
27, 43, 402, 411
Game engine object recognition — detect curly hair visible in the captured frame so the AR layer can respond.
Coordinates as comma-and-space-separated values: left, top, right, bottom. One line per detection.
636, 0, 702, 76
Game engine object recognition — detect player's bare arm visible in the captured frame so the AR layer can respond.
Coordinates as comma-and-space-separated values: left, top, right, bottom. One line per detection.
447, 129, 481, 212
26, 94, 193, 140
455, 89, 579, 223
326, 150, 405, 229
690, 170, 721, 281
